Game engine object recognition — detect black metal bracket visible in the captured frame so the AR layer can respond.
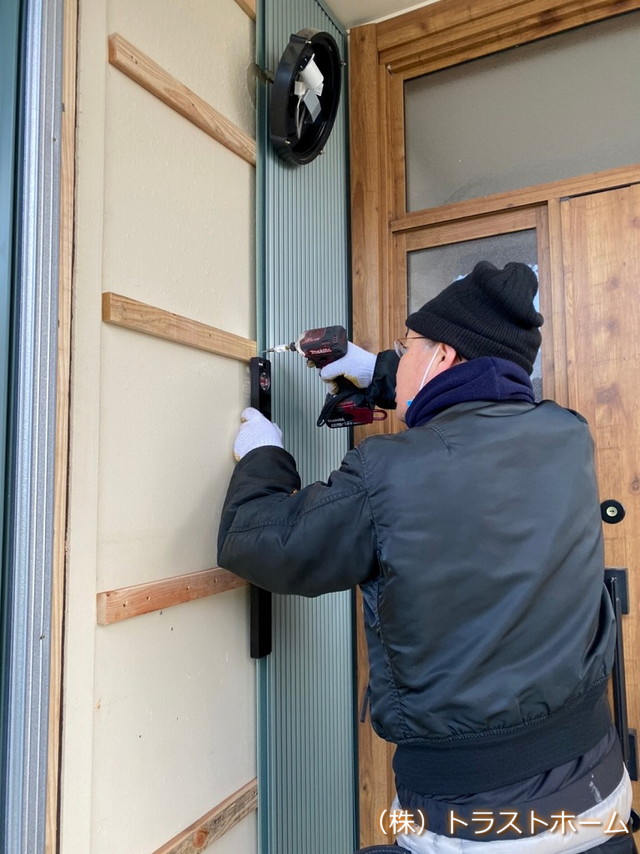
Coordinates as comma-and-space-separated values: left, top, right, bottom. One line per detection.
251, 63, 275, 84
628, 729, 638, 783
248, 357, 273, 659
249, 586, 272, 660
604, 567, 629, 614
604, 567, 637, 780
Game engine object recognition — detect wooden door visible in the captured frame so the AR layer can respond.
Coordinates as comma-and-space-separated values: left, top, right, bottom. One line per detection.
356, 187, 640, 845
350, 4, 640, 843
562, 183, 640, 803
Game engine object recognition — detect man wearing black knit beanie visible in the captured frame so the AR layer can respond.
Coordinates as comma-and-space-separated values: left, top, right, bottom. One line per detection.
405, 260, 543, 372
219, 261, 635, 854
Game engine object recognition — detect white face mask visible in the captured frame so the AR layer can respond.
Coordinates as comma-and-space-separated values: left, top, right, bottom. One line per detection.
407, 345, 441, 407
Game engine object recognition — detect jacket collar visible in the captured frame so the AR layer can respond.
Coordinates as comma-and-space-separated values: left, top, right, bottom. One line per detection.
405, 357, 535, 429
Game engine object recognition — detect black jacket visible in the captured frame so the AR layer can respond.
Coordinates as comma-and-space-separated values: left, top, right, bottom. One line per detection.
217, 394, 615, 791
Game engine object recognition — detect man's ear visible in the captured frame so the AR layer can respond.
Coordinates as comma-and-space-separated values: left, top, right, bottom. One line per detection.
432, 343, 461, 377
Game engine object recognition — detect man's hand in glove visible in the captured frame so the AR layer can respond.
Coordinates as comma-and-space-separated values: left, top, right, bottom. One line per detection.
233, 407, 284, 461
318, 341, 377, 392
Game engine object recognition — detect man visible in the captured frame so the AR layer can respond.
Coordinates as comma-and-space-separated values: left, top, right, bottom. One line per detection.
217, 261, 635, 853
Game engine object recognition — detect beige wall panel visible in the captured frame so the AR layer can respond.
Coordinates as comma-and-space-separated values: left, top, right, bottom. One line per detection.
103, 71, 254, 340
97, 327, 249, 590
209, 812, 258, 854
60, 1, 109, 850
107, 0, 255, 137
64, 0, 257, 849
91, 594, 255, 854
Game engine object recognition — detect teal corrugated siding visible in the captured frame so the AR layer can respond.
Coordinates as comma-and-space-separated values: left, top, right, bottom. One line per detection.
257, 1, 356, 852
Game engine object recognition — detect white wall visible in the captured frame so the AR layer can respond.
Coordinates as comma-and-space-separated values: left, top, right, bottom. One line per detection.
325, 0, 437, 28
61, 1, 257, 851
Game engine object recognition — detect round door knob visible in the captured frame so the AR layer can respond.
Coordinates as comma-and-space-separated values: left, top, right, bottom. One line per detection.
601, 499, 625, 524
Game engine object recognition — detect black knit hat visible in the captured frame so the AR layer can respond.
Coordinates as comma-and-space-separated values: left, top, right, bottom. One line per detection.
405, 261, 543, 374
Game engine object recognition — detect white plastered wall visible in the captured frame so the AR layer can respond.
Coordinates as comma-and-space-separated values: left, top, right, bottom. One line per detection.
61, 1, 257, 852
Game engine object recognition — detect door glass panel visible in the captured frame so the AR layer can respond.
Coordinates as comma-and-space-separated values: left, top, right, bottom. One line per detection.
404, 13, 640, 211
408, 229, 542, 399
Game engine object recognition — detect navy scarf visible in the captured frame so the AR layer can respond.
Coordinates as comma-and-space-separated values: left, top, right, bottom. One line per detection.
405, 357, 535, 429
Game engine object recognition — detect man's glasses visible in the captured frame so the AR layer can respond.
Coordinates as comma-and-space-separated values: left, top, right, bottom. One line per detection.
394, 335, 427, 357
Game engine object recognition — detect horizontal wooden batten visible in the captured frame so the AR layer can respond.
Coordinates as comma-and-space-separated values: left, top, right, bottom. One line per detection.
108, 33, 256, 166
102, 292, 256, 361
377, 0, 640, 75
233, 0, 256, 21
97, 567, 248, 625
391, 163, 640, 234
152, 779, 258, 854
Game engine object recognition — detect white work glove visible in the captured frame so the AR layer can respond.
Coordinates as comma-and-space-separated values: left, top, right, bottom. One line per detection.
233, 407, 284, 461
319, 341, 377, 391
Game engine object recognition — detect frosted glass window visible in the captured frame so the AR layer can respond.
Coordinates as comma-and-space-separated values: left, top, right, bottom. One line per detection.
405, 13, 640, 211
408, 230, 543, 399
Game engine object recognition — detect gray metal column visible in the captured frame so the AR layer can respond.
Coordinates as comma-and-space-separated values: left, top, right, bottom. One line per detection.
256, 1, 356, 852
1, 0, 63, 851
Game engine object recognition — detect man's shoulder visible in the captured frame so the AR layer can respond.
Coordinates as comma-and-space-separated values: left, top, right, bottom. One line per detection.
355, 399, 590, 458
356, 422, 451, 459
537, 398, 589, 425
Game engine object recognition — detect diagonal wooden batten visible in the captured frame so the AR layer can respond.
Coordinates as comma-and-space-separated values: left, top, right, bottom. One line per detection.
96, 567, 248, 626
151, 779, 258, 854
108, 33, 256, 166
102, 292, 256, 362
233, 0, 256, 21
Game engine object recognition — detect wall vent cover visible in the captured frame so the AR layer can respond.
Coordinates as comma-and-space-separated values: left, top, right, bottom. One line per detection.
269, 28, 342, 165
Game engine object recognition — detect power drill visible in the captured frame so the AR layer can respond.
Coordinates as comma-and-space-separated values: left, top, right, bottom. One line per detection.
265, 325, 386, 428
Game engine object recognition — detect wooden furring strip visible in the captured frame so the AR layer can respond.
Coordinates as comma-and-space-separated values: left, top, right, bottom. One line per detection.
102, 292, 256, 362
108, 33, 256, 166
233, 0, 256, 21
97, 568, 248, 626
152, 779, 258, 854
48, 0, 79, 848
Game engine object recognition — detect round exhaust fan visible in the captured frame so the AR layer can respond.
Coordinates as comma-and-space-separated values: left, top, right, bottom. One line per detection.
269, 29, 342, 165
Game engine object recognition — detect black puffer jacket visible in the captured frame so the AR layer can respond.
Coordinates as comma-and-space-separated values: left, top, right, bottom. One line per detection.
217, 390, 615, 791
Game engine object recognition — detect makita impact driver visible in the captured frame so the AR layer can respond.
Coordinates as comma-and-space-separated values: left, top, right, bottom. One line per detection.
266, 325, 386, 428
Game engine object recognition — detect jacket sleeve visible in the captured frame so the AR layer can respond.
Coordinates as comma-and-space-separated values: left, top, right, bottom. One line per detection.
367, 349, 399, 410
217, 445, 378, 597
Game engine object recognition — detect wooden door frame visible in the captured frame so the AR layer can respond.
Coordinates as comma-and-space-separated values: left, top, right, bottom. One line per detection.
349, 0, 640, 846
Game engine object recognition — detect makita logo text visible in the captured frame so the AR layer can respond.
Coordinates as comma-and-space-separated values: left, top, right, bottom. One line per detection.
309, 347, 332, 355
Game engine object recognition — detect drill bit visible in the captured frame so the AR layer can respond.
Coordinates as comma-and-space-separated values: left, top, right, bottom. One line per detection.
264, 343, 295, 354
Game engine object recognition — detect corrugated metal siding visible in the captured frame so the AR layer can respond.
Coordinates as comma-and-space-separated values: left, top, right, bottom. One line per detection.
257, 1, 356, 852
